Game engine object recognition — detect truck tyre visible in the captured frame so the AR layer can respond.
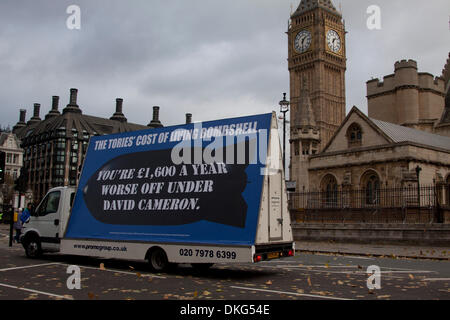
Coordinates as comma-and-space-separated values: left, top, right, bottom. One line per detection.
24, 236, 42, 259
148, 248, 169, 272
192, 263, 214, 271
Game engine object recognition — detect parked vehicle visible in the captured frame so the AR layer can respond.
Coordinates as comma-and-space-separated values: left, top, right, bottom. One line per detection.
21, 113, 294, 271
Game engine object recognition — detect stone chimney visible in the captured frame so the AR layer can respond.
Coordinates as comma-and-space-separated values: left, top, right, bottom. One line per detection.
186, 113, 192, 124
19, 109, 26, 124
110, 98, 127, 122
27, 103, 42, 125
148, 106, 163, 128
12, 109, 27, 133
63, 88, 82, 114
45, 96, 61, 119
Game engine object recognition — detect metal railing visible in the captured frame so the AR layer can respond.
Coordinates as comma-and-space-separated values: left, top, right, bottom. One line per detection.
288, 185, 450, 224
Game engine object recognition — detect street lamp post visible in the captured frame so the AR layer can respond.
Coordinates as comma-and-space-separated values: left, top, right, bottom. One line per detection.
416, 166, 422, 217
279, 93, 290, 172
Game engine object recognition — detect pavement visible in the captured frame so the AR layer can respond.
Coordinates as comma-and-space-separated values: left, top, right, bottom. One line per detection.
295, 241, 450, 260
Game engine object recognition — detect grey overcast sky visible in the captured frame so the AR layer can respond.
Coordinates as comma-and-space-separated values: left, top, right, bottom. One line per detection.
0, 0, 449, 129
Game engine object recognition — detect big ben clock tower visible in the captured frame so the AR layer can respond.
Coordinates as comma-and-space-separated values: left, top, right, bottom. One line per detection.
288, 0, 346, 191
288, 0, 346, 151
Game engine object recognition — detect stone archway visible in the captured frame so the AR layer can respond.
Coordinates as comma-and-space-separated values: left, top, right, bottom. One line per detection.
320, 174, 338, 207
446, 174, 450, 206
360, 170, 381, 205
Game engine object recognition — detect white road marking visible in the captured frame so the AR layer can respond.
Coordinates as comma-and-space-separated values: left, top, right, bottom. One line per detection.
260, 262, 417, 271
256, 265, 436, 275
311, 253, 374, 260
340, 256, 375, 260
422, 278, 450, 281
0, 282, 74, 300
60, 263, 167, 279
0, 262, 61, 272
231, 286, 353, 300
0, 262, 166, 279
261, 264, 362, 269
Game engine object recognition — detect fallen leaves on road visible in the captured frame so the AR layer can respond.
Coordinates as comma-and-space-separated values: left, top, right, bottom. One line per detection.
99, 263, 105, 270
311, 290, 333, 297
307, 277, 312, 286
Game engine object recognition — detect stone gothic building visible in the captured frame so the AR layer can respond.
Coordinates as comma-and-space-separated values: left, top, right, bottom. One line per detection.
288, 0, 450, 194
12, 88, 165, 202
367, 58, 448, 135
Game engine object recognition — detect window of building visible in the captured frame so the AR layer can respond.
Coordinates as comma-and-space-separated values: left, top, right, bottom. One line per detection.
347, 123, 363, 148
302, 142, 310, 155
446, 175, 450, 206
57, 128, 66, 137
56, 138, 66, 150
82, 141, 88, 153
321, 174, 338, 207
361, 171, 380, 205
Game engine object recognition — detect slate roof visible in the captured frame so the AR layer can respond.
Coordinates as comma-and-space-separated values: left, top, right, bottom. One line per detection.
371, 118, 450, 151
291, 0, 340, 17
13, 89, 161, 146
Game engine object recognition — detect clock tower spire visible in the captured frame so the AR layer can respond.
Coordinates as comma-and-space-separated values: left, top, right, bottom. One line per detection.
288, 0, 346, 190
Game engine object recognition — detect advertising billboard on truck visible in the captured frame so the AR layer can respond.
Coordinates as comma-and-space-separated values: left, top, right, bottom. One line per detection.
65, 113, 274, 246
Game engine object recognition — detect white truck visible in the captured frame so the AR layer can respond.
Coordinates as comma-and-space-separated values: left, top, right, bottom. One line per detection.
21, 112, 294, 271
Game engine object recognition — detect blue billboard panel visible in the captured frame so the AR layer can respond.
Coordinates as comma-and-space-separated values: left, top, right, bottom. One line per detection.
65, 113, 273, 246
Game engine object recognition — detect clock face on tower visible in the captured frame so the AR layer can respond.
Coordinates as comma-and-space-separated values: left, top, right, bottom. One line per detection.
326, 29, 341, 53
294, 30, 312, 54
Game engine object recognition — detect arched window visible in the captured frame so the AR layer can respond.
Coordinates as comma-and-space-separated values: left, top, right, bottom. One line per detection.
361, 171, 380, 205
346, 123, 363, 148
321, 174, 338, 207
446, 175, 450, 206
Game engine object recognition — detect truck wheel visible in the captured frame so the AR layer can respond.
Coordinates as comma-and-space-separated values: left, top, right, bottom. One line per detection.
192, 263, 214, 271
148, 248, 169, 272
24, 237, 42, 259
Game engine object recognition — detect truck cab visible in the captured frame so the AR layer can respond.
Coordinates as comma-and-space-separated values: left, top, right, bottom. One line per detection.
21, 186, 76, 258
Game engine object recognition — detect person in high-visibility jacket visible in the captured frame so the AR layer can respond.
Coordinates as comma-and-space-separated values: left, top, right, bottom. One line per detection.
14, 211, 22, 243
